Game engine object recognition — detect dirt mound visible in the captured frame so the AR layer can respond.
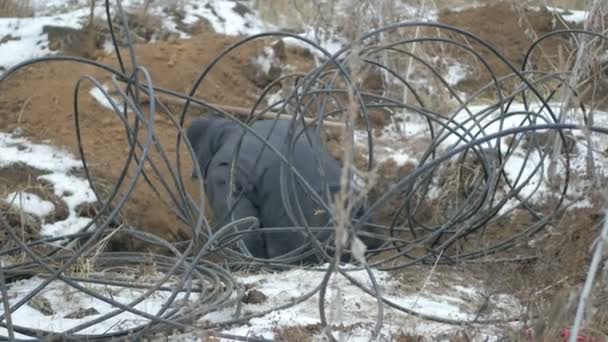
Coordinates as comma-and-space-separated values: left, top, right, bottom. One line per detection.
439, 3, 579, 91
0, 32, 314, 246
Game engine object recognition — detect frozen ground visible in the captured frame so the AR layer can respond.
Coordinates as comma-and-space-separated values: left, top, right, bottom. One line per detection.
355, 100, 608, 215
0, 275, 194, 339
0, 121, 523, 341
0, 131, 97, 237
1, 0, 274, 71
0, 264, 522, 341
0, 0, 442, 72
197, 267, 520, 341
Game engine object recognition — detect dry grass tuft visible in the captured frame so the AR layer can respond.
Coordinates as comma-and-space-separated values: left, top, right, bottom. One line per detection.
0, 0, 33, 18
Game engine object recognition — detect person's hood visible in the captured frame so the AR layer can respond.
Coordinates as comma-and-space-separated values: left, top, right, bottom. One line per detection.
186, 117, 235, 179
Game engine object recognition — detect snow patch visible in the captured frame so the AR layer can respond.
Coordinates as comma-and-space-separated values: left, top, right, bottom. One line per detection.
546, 6, 589, 24
445, 63, 468, 86
0, 276, 195, 339
0, 8, 88, 70
0, 132, 97, 238
197, 266, 521, 341
3, 192, 55, 218
182, 1, 270, 37
88, 84, 131, 113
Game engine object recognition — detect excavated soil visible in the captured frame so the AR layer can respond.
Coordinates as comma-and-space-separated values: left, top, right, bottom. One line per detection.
439, 3, 570, 75
0, 32, 315, 246
438, 2, 608, 108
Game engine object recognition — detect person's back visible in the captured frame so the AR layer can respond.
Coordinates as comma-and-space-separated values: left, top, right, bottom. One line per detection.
187, 117, 381, 264
237, 120, 341, 261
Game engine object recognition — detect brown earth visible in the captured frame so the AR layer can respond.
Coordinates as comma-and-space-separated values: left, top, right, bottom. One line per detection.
0, 32, 314, 248
439, 3, 568, 72
437, 3, 606, 102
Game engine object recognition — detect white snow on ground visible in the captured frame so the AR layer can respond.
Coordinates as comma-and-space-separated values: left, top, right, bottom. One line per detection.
362, 101, 608, 213
0, 7, 89, 71
0, 0, 274, 70
0, 131, 97, 237
3, 192, 55, 218
182, 1, 270, 37
0, 0, 439, 73
545, 6, 589, 24
445, 63, 469, 86
0, 267, 520, 341
354, 114, 429, 167
0, 276, 195, 339
0, 132, 82, 172
253, 46, 275, 75
164, 266, 520, 341
88, 83, 132, 113
444, 102, 608, 210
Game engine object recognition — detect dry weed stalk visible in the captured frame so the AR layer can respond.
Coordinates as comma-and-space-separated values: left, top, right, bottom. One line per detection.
561, 1, 608, 329
411, 249, 444, 310
402, 0, 428, 104
323, 3, 387, 340
0, 0, 32, 18
568, 193, 608, 341
549, 0, 604, 183
0, 263, 14, 340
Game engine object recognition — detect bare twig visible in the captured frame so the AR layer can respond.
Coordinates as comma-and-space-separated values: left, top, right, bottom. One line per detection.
17, 96, 31, 125
130, 89, 347, 129
0, 262, 14, 341
568, 208, 608, 342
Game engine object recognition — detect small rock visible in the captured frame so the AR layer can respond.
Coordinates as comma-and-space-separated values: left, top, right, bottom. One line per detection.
11, 127, 23, 136
0, 34, 20, 45
368, 109, 389, 128
64, 307, 100, 319
271, 39, 287, 62
167, 34, 179, 44
233, 3, 253, 17
27, 295, 54, 316
75, 202, 98, 218
242, 289, 267, 304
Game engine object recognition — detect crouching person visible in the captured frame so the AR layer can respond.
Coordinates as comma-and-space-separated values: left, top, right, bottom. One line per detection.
186, 116, 383, 265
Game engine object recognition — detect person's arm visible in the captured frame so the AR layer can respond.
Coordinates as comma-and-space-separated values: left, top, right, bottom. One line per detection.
205, 162, 267, 258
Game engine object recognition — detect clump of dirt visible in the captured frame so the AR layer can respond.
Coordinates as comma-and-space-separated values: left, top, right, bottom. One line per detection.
367, 159, 417, 222
232, 3, 253, 18
535, 205, 603, 285
43, 25, 104, 59
242, 288, 268, 304
272, 323, 367, 341
242, 39, 286, 89
472, 194, 607, 336
0, 162, 47, 186
392, 333, 424, 342
0, 200, 40, 249
273, 325, 317, 342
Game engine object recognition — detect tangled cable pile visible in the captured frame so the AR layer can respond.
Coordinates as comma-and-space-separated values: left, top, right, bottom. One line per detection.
1, 0, 608, 340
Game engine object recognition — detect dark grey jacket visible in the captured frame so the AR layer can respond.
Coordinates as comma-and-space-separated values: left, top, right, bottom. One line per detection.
186, 117, 381, 264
